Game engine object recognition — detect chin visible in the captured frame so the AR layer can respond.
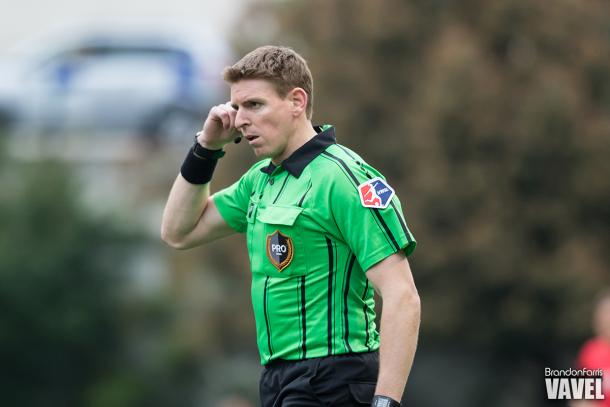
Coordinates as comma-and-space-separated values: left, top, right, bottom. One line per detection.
253, 148, 271, 159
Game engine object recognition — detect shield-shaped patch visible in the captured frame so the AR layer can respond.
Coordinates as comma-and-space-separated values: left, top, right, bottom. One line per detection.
266, 230, 294, 272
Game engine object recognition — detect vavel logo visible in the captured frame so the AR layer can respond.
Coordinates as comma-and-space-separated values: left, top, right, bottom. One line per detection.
266, 230, 294, 272
358, 177, 395, 209
545, 368, 605, 401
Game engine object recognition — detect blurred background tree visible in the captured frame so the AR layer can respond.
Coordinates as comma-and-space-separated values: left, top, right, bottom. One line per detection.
0, 140, 222, 406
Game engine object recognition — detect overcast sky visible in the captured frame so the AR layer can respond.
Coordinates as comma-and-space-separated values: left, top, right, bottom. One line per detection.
0, 0, 250, 54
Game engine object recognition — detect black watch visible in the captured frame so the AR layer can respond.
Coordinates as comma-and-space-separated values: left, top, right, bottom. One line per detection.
371, 395, 401, 407
192, 138, 225, 160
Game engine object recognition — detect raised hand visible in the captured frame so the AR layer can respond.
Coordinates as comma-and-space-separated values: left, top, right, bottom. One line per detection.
197, 102, 241, 150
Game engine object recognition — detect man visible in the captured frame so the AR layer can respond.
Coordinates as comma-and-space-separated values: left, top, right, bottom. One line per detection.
161, 46, 420, 407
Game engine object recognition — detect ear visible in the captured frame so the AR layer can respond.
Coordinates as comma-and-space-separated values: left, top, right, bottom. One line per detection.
288, 87, 308, 117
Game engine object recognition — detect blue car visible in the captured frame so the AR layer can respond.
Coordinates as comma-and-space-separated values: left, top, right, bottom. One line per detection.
0, 28, 228, 157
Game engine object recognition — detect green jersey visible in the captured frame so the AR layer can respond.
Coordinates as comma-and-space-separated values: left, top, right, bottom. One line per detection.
214, 125, 416, 365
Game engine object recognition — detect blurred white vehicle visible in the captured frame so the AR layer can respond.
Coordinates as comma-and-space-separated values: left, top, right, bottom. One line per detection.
0, 26, 229, 159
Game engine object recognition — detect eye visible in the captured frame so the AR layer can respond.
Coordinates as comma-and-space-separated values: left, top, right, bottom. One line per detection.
246, 101, 263, 109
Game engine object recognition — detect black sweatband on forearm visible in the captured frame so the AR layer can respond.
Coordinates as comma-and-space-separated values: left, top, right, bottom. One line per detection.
371, 395, 401, 407
180, 147, 219, 185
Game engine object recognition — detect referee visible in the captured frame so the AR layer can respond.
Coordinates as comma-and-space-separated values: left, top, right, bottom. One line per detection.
161, 46, 420, 407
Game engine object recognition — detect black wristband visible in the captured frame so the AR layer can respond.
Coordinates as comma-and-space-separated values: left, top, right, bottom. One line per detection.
193, 141, 226, 159
180, 145, 221, 185
371, 395, 401, 407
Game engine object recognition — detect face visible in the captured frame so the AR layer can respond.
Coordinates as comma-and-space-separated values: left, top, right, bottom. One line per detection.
230, 79, 297, 162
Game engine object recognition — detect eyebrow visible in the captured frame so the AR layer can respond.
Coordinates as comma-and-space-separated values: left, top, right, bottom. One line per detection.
233, 98, 264, 110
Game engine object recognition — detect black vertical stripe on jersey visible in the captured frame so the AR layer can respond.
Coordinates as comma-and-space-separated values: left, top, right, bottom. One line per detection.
325, 236, 334, 355
332, 241, 338, 352
263, 276, 273, 358
322, 151, 359, 185
301, 276, 307, 359
371, 209, 400, 251
343, 254, 356, 353
297, 181, 312, 207
339, 252, 350, 353
336, 144, 357, 161
300, 276, 307, 358
390, 200, 413, 243
296, 279, 302, 358
322, 151, 401, 251
272, 175, 290, 204
362, 279, 371, 352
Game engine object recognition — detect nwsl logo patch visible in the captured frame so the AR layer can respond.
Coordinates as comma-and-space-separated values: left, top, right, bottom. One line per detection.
358, 177, 395, 209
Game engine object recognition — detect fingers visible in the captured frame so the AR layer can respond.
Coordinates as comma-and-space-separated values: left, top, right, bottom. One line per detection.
199, 102, 239, 149
224, 102, 242, 143
224, 102, 238, 129
209, 103, 237, 131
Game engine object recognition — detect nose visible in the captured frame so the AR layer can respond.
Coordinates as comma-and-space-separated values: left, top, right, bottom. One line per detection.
234, 108, 249, 131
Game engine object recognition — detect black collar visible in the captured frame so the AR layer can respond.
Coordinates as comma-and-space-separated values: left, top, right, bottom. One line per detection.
260, 125, 336, 177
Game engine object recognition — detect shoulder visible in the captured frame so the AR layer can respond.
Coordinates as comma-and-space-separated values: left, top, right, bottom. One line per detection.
319, 143, 365, 172
314, 144, 384, 189
313, 145, 402, 212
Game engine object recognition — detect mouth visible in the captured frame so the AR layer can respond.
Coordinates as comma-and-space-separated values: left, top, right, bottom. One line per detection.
244, 135, 259, 143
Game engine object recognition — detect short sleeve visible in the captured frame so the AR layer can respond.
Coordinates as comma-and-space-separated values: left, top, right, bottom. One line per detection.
329, 163, 416, 271
213, 171, 253, 234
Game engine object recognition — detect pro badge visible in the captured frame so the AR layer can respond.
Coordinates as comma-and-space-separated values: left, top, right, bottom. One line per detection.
358, 177, 395, 209
266, 230, 294, 272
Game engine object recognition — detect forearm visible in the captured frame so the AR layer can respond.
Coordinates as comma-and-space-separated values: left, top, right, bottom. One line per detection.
375, 291, 421, 402
161, 106, 237, 249
160, 175, 210, 248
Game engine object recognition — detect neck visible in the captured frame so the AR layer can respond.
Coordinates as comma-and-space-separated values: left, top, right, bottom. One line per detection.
272, 118, 317, 165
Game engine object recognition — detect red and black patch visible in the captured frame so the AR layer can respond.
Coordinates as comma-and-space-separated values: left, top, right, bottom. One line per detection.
266, 230, 294, 272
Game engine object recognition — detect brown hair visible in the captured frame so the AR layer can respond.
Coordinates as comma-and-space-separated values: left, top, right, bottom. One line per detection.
223, 46, 314, 119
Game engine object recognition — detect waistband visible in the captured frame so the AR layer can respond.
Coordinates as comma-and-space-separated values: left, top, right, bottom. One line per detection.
264, 350, 379, 369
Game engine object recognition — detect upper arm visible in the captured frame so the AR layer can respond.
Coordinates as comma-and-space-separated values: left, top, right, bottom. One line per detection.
174, 196, 236, 249
365, 251, 418, 300
325, 158, 417, 271
181, 162, 263, 248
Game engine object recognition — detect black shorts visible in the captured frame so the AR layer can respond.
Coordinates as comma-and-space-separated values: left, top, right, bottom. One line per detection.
260, 351, 379, 407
